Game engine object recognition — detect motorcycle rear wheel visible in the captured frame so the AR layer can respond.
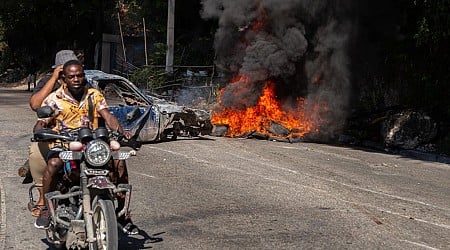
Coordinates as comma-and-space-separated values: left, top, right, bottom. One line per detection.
92, 199, 118, 250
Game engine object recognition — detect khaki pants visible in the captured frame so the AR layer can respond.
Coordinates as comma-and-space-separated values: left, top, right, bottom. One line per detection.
29, 142, 50, 187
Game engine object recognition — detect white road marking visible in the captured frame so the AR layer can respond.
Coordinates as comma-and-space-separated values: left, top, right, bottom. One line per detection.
222, 147, 450, 212
146, 146, 450, 231
399, 240, 440, 250
129, 170, 156, 179
0, 178, 6, 250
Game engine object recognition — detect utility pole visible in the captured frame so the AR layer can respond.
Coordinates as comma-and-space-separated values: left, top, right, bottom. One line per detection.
143, 17, 148, 66
117, 12, 128, 75
165, 0, 175, 73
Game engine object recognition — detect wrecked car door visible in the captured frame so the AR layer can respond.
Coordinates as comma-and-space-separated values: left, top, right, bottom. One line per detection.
84, 70, 165, 141
84, 70, 212, 142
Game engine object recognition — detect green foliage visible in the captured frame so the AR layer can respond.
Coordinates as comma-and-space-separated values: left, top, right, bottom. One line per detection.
0, 0, 118, 71
414, 17, 431, 46
141, 0, 168, 41
130, 41, 167, 89
0, 0, 216, 74
0, 19, 12, 72
413, 0, 450, 46
118, 0, 144, 36
176, 35, 215, 66
130, 66, 167, 90
117, 0, 168, 41
376, 0, 450, 120
148, 43, 167, 65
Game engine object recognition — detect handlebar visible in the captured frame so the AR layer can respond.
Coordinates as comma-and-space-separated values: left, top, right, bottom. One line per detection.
32, 127, 130, 144
32, 128, 76, 142
33, 127, 142, 150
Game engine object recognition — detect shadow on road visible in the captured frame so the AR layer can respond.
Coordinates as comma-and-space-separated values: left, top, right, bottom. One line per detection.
40, 229, 164, 249
119, 230, 164, 249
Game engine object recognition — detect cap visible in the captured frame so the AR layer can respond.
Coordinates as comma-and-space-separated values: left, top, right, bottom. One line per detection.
52, 50, 78, 68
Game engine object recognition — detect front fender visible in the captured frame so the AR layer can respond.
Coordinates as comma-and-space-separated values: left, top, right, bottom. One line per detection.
87, 176, 115, 189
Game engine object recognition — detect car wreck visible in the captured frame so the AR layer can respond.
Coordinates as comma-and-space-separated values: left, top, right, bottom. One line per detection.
84, 70, 213, 145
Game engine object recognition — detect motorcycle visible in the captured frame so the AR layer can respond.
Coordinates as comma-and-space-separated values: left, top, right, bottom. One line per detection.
28, 106, 135, 249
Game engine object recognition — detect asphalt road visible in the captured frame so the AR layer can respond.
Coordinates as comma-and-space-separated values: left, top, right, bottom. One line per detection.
1, 87, 450, 249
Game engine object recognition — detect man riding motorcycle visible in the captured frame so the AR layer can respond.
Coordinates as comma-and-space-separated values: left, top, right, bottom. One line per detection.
32, 59, 138, 234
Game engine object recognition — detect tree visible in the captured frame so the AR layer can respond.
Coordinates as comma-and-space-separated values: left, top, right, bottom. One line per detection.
0, 19, 11, 72
390, 0, 450, 117
0, 0, 117, 71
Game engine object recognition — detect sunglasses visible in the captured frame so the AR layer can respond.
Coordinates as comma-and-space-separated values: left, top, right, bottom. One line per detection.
65, 73, 85, 79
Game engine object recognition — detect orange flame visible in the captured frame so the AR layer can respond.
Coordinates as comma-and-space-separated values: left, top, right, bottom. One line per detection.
212, 77, 318, 138
212, 2, 324, 139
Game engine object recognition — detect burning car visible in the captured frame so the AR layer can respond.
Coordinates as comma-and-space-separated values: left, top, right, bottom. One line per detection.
84, 70, 213, 145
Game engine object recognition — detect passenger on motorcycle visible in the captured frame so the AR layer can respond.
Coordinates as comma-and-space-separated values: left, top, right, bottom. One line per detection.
32, 60, 138, 234
28, 50, 79, 218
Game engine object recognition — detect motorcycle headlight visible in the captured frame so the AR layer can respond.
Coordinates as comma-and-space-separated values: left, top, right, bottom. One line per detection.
85, 139, 111, 167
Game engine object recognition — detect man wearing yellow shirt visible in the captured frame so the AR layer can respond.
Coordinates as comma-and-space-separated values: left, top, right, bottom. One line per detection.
33, 60, 138, 234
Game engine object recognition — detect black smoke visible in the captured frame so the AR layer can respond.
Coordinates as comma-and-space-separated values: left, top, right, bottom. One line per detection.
201, 0, 399, 139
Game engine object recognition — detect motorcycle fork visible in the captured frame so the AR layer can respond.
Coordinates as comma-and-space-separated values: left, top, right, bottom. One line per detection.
80, 164, 97, 248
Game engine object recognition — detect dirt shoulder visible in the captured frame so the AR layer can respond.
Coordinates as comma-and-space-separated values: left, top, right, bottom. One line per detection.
0, 79, 30, 90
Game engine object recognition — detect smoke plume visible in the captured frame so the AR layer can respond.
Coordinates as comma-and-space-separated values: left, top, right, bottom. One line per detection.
201, 0, 359, 139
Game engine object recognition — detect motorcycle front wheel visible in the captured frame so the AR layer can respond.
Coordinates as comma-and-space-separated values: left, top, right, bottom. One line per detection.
92, 199, 118, 250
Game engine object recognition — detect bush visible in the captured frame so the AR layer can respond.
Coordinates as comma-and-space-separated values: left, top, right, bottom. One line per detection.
130, 66, 167, 90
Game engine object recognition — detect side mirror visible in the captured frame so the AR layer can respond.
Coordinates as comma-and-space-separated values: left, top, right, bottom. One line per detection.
36, 106, 54, 118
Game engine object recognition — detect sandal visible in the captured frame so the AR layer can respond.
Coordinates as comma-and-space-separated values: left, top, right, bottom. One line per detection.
31, 205, 46, 217
117, 217, 139, 235
119, 221, 139, 235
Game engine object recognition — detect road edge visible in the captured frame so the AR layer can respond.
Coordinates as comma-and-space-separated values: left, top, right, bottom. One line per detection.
0, 178, 6, 250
